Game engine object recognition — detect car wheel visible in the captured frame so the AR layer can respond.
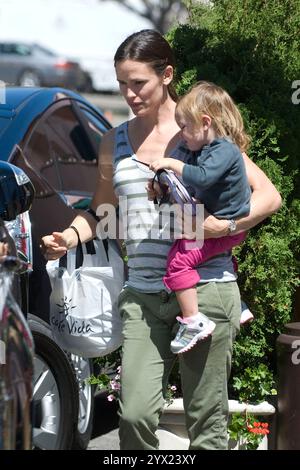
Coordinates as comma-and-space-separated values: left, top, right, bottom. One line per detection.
18, 70, 41, 87
28, 314, 78, 449
69, 355, 95, 449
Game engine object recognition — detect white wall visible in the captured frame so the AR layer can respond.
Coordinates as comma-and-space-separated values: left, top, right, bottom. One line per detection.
0, 0, 152, 90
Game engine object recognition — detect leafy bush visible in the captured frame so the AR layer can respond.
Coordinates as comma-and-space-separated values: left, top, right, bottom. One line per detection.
229, 412, 270, 450
167, 0, 300, 402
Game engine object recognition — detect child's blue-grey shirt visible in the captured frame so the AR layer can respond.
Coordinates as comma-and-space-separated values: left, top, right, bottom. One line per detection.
181, 137, 251, 219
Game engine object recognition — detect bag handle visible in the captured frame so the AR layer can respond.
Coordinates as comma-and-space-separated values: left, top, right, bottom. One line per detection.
85, 238, 109, 262
59, 225, 83, 269
85, 239, 96, 255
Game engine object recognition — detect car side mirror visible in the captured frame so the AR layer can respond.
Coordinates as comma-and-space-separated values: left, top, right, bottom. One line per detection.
0, 161, 35, 221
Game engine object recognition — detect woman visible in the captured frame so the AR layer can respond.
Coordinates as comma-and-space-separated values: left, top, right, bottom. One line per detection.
42, 29, 281, 450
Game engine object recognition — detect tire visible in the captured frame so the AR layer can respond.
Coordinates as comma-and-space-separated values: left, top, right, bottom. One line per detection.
69, 355, 95, 449
18, 70, 41, 87
28, 314, 78, 449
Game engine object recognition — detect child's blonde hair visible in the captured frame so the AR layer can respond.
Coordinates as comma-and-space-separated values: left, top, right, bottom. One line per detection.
176, 81, 250, 152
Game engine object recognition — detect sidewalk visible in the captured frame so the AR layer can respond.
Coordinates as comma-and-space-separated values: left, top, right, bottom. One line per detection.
88, 429, 119, 450
87, 392, 120, 450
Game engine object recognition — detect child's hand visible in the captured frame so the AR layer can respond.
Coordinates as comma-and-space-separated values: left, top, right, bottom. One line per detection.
149, 158, 170, 172
149, 158, 184, 176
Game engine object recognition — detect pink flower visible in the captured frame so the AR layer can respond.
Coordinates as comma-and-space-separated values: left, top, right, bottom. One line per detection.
107, 394, 115, 402
110, 380, 121, 391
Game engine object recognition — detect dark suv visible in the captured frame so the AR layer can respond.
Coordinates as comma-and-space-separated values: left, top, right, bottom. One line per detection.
0, 87, 112, 449
0, 161, 35, 449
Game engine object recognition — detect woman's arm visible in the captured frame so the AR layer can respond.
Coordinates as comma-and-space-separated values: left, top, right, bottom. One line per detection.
203, 153, 282, 238
41, 130, 118, 259
235, 153, 282, 230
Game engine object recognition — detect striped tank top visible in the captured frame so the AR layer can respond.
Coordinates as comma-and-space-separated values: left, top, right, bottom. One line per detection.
112, 121, 236, 292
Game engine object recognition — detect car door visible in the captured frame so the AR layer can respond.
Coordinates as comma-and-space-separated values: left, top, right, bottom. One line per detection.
54, 101, 110, 208
11, 99, 109, 241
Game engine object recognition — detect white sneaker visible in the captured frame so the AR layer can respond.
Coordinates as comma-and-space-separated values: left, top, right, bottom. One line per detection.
240, 301, 254, 325
170, 313, 216, 354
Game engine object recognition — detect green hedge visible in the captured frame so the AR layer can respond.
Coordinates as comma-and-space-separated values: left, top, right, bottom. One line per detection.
167, 0, 300, 402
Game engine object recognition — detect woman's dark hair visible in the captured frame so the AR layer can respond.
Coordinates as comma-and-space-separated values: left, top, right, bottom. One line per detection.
114, 29, 178, 101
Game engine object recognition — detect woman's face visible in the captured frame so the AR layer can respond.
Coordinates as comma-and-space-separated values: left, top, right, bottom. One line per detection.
115, 59, 167, 116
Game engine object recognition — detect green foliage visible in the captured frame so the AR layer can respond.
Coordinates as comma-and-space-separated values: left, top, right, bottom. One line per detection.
167, 0, 300, 403
231, 364, 277, 403
90, 348, 122, 401
229, 413, 270, 450
169, 0, 300, 185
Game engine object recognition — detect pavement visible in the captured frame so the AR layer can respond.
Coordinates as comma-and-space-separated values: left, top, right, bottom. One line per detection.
82, 92, 130, 127
87, 392, 120, 450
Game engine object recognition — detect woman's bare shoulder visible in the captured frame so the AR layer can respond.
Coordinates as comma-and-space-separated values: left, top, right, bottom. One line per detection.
101, 127, 116, 149
98, 127, 119, 165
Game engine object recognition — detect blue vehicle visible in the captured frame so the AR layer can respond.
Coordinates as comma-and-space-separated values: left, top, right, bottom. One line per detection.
0, 87, 112, 449
0, 161, 35, 450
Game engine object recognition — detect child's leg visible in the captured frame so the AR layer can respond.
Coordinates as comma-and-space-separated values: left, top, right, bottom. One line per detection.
240, 300, 254, 325
170, 286, 216, 354
232, 257, 255, 325
176, 287, 199, 318
164, 233, 247, 292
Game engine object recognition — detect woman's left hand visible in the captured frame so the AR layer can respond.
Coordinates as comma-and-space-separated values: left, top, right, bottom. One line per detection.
177, 207, 229, 239
202, 210, 229, 238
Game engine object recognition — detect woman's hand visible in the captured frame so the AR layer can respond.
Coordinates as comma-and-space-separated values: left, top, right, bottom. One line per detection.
0, 241, 9, 257
202, 210, 229, 238
40, 232, 69, 260
146, 179, 162, 201
177, 207, 229, 240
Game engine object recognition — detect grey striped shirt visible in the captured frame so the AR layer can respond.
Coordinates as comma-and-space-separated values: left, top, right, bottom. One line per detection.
113, 121, 236, 292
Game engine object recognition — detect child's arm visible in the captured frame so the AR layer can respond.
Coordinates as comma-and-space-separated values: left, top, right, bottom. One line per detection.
180, 153, 282, 239
149, 158, 184, 176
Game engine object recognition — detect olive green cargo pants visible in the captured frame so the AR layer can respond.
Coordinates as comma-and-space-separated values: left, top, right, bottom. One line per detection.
118, 281, 240, 450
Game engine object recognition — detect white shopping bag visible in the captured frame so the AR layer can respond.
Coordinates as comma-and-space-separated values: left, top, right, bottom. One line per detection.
47, 238, 124, 357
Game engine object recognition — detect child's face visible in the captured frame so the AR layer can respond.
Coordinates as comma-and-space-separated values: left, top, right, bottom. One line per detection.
176, 115, 212, 151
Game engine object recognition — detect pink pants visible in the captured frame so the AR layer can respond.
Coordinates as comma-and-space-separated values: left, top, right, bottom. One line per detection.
163, 232, 246, 291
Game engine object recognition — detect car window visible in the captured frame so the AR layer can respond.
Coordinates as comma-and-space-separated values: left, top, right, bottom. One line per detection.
80, 107, 109, 146
22, 102, 108, 199
9, 144, 56, 198
43, 104, 103, 195
32, 44, 56, 57
0, 43, 31, 56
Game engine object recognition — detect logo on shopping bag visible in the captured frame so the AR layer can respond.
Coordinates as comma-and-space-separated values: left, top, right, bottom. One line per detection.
56, 296, 76, 318
51, 296, 94, 335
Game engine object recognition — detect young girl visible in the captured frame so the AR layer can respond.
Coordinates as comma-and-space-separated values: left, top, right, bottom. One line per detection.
150, 80, 252, 354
